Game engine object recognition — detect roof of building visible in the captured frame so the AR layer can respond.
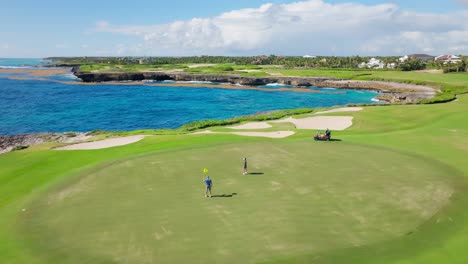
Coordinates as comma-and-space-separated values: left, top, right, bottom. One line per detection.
435, 54, 460, 61
408, 54, 434, 58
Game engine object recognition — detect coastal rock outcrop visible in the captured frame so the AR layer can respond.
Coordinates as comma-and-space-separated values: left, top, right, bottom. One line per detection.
0, 133, 91, 155
73, 69, 436, 103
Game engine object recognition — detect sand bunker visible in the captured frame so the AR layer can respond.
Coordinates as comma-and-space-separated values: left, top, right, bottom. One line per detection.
55, 135, 145, 150
191, 130, 295, 138
314, 107, 363, 115
187, 64, 216, 68
272, 116, 353, 130
227, 122, 272, 130
231, 131, 295, 138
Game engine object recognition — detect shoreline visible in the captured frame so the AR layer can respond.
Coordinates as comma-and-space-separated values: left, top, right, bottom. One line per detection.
0, 67, 439, 153
73, 69, 437, 103
0, 67, 437, 103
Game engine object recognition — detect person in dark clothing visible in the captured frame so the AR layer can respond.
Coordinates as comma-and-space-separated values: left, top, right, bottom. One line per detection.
243, 157, 248, 175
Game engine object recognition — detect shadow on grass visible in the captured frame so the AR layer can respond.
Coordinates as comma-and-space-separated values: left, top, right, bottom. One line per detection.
212, 193, 238, 198
248, 172, 264, 175
314, 138, 342, 142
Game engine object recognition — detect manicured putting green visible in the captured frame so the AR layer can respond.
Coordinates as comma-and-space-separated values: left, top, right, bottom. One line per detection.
21, 140, 455, 264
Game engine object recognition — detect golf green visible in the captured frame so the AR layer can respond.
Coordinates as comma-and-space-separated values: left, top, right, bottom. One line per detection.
20, 140, 457, 264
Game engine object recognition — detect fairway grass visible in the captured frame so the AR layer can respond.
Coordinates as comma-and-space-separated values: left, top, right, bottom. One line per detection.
21, 141, 456, 264
0, 95, 467, 264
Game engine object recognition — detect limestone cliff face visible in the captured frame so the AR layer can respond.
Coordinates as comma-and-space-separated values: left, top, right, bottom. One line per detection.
73, 69, 436, 103
75, 71, 334, 86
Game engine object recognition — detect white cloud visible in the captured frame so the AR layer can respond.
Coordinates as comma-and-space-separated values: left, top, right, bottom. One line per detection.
81, 44, 89, 49
95, 0, 468, 55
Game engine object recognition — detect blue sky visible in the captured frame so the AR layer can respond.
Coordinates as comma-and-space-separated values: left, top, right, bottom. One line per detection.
0, 0, 467, 57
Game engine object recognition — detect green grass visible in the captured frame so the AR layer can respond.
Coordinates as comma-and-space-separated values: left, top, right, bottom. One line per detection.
20, 141, 457, 264
265, 68, 468, 103
0, 93, 467, 263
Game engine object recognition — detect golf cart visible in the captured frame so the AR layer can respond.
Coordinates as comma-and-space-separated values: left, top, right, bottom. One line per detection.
314, 129, 331, 141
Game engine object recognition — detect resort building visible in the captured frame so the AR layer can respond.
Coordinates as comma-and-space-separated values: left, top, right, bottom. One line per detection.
359, 58, 389, 69
399, 54, 435, 62
435, 54, 462, 64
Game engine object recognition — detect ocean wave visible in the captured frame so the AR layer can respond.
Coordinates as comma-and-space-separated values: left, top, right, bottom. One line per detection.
179, 81, 215, 84
0, 66, 33, 69
371, 98, 380, 102
319, 87, 337, 90
266, 83, 283, 86
63, 73, 79, 80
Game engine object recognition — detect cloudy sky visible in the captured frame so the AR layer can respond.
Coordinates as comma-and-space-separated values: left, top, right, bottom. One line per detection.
1, 0, 467, 57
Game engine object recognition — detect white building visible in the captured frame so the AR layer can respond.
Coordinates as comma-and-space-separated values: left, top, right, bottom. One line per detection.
359, 58, 385, 69
303, 55, 317, 58
387, 63, 397, 69
435, 54, 462, 64
399, 55, 409, 63
359, 58, 396, 69
399, 54, 435, 62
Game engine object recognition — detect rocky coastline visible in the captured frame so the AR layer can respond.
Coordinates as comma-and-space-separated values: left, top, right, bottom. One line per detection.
73, 68, 437, 104
0, 67, 438, 155
0, 133, 91, 155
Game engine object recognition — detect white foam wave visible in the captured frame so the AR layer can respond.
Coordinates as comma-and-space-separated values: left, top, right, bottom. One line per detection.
371, 98, 380, 102
266, 83, 282, 86
320, 87, 337, 90
179, 81, 214, 84
63, 73, 79, 80
0, 66, 32, 69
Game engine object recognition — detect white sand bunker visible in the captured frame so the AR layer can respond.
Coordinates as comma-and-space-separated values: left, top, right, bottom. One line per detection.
191, 130, 295, 138
231, 131, 295, 138
55, 135, 145, 150
314, 107, 363, 115
227, 122, 272, 130
273, 116, 353, 130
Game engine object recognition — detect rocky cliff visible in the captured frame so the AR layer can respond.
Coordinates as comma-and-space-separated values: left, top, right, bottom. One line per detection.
73, 69, 436, 103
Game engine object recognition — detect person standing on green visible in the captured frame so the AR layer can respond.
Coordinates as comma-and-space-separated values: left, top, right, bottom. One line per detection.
204, 175, 213, 198
242, 157, 248, 175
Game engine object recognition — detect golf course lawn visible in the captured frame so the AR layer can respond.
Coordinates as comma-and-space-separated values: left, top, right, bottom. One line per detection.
0, 95, 467, 264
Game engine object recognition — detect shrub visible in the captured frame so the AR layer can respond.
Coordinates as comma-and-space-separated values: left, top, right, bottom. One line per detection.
217, 66, 234, 71
180, 108, 314, 131
13, 145, 29, 151
399, 59, 426, 71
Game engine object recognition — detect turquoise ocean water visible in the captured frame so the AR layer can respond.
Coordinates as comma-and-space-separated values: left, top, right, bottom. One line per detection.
0, 58, 380, 135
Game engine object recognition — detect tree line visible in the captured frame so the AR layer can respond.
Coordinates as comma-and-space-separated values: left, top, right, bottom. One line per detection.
47, 55, 467, 72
